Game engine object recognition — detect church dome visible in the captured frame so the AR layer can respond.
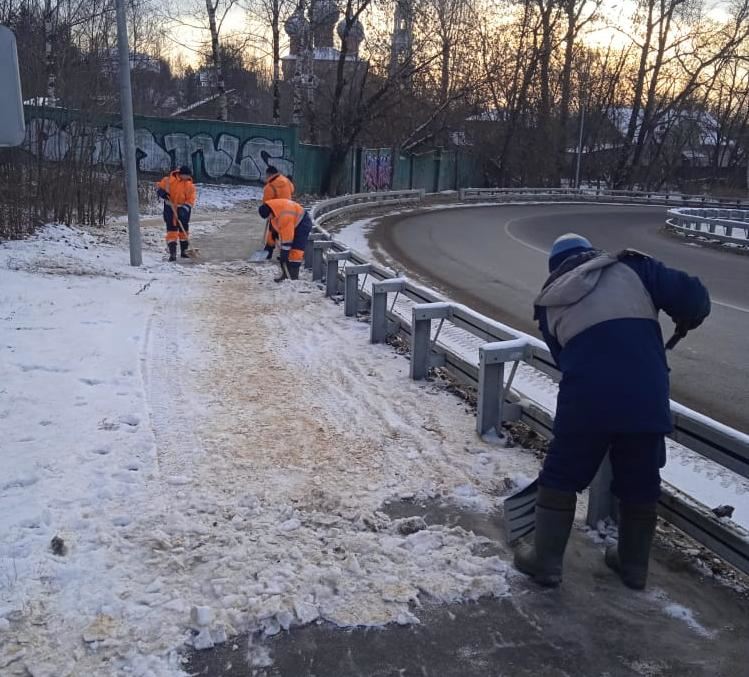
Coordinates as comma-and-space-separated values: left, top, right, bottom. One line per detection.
336, 17, 364, 42
284, 7, 309, 37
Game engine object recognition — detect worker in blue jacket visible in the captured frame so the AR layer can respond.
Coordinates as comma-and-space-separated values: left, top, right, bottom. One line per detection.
515, 233, 710, 590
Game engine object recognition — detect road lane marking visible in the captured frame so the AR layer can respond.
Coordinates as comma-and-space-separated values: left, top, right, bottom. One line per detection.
503, 217, 548, 256
503, 216, 749, 315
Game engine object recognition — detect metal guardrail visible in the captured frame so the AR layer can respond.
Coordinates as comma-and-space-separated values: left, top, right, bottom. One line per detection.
667, 208, 749, 245
459, 186, 749, 209
307, 190, 749, 575
312, 189, 425, 225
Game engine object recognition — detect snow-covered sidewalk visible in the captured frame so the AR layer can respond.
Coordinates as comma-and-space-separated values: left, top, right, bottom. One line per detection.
0, 209, 539, 674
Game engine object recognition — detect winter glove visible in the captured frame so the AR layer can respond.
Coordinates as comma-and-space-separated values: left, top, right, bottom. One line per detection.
264, 244, 274, 260
177, 205, 191, 223
674, 316, 704, 331
156, 188, 169, 200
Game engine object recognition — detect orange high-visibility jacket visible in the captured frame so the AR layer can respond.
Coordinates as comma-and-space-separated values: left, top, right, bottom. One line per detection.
263, 173, 294, 202
265, 199, 305, 250
156, 171, 196, 207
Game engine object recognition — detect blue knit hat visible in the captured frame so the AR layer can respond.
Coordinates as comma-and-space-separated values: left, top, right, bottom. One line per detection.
549, 233, 593, 272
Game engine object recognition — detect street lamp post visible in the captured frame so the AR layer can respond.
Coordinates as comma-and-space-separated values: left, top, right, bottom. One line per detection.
114, 0, 142, 266
575, 97, 585, 189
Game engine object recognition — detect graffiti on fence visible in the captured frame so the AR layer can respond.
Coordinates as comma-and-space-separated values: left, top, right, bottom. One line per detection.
24, 116, 294, 182
362, 148, 392, 191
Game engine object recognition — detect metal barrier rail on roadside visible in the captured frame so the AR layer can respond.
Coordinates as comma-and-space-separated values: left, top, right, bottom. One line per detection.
458, 187, 749, 209
311, 189, 425, 225
667, 207, 749, 245
306, 189, 749, 575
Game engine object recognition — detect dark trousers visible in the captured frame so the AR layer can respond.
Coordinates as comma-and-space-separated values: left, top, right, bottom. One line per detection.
164, 204, 190, 242
539, 432, 666, 504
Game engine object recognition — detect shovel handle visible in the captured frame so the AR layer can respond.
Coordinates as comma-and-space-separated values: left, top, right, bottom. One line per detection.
167, 199, 189, 238
665, 325, 688, 351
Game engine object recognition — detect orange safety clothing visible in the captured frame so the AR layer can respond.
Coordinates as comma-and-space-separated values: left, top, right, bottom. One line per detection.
165, 229, 188, 243
156, 171, 196, 210
263, 173, 295, 202
264, 198, 310, 263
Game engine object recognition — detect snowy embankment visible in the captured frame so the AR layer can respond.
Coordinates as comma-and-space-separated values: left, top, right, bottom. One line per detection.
335, 215, 749, 530
1, 186, 540, 674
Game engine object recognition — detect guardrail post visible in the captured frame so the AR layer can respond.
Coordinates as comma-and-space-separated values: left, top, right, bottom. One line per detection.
477, 339, 530, 437
325, 250, 350, 297
343, 264, 370, 317
305, 233, 327, 270
312, 240, 334, 282
586, 455, 617, 528
410, 303, 452, 380
370, 278, 406, 343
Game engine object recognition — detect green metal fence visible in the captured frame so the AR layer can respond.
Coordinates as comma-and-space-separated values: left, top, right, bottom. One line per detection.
21, 106, 486, 196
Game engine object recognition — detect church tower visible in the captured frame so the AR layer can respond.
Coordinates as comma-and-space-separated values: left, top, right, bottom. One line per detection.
390, 0, 413, 81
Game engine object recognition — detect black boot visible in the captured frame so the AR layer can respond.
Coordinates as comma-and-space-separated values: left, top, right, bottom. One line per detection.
605, 502, 657, 590
288, 262, 301, 280
168, 242, 177, 262
180, 240, 190, 258
514, 486, 576, 587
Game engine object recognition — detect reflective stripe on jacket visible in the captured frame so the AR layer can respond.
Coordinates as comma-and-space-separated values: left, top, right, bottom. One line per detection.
156, 171, 196, 208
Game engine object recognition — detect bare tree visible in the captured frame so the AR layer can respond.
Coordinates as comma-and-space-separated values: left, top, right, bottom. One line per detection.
613, 0, 749, 187
241, 0, 295, 124
161, 0, 247, 120
205, 0, 229, 119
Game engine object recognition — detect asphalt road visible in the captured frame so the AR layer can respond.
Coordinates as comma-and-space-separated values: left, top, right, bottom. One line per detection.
376, 204, 749, 433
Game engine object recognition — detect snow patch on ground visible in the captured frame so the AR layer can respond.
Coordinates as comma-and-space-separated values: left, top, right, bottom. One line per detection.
650, 590, 717, 638
195, 183, 263, 210
332, 215, 402, 273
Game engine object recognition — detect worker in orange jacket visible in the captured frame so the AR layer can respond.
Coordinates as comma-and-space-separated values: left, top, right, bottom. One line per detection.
262, 166, 295, 260
263, 166, 294, 201
258, 198, 312, 281
156, 165, 197, 261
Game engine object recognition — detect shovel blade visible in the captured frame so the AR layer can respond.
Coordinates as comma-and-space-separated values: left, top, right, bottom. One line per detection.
248, 248, 269, 263
503, 479, 538, 545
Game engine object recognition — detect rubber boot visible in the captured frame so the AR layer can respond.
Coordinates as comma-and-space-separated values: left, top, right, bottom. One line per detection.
288, 262, 301, 280
605, 502, 657, 590
180, 240, 190, 258
167, 242, 177, 262
514, 486, 576, 587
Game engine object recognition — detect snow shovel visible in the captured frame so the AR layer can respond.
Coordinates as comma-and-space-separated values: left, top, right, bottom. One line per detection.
503, 479, 538, 545
249, 220, 272, 263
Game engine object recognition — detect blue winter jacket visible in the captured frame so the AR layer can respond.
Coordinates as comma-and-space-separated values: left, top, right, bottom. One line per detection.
534, 249, 710, 435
